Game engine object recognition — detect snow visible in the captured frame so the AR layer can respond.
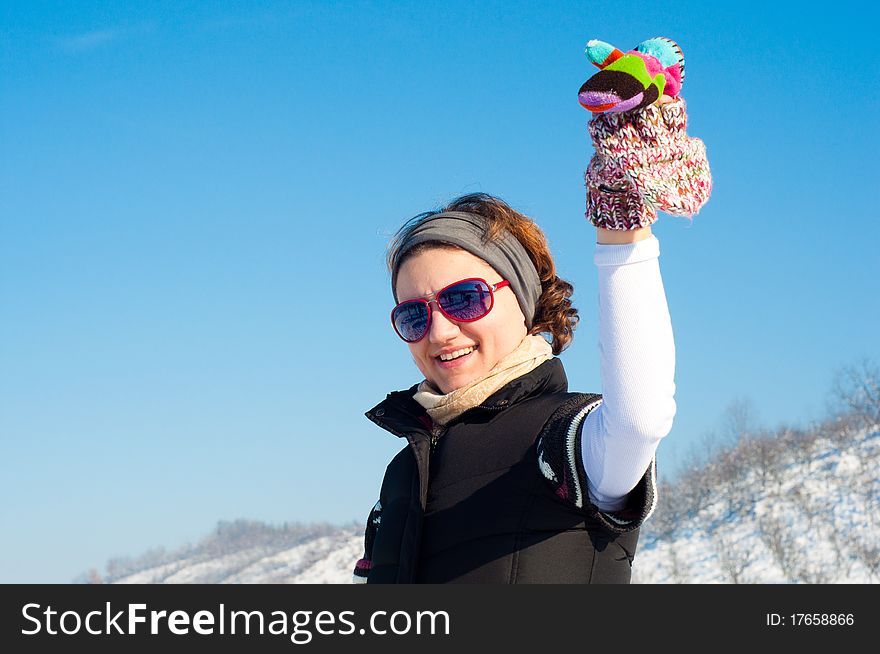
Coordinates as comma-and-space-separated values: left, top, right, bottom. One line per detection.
632, 430, 879, 583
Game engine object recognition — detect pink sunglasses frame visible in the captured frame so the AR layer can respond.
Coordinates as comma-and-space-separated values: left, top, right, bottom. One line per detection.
391, 277, 511, 343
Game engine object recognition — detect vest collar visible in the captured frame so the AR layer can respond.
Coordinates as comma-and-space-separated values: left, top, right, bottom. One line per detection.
365, 357, 569, 438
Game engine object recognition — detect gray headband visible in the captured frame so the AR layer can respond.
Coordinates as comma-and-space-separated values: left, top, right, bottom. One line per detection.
392, 211, 542, 329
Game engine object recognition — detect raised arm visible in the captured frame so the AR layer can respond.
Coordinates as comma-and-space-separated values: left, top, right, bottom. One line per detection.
577, 57, 711, 511
581, 232, 675, 510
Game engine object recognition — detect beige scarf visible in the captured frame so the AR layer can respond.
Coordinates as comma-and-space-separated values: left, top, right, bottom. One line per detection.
412, 333, 554, 427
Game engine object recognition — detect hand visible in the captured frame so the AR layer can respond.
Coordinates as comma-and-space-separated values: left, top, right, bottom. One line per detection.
578, 36, 711, 228
587, 98, 711, 219
585, 149, 657, 230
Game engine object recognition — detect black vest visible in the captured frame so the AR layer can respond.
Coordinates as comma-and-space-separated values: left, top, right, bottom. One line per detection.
364, 358, 642, 583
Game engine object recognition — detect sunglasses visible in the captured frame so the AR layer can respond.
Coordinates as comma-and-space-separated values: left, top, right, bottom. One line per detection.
391, 277, 511, 343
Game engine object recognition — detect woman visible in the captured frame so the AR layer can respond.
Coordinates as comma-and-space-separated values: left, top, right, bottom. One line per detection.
353, 84, 711, 583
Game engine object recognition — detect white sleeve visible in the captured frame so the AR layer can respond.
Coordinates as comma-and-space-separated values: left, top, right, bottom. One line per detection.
580, 234, 676, 512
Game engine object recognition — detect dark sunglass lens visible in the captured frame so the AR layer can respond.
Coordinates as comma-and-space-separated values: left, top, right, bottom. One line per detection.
439, 281, 492, 321
393, 302, 429, 341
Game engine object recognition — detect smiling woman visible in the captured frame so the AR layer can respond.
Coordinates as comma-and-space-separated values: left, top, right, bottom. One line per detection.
352, 51, 711, 583
354, 195, 651, 584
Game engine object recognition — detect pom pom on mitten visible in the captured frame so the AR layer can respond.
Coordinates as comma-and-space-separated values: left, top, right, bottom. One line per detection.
585, 97, 712, 228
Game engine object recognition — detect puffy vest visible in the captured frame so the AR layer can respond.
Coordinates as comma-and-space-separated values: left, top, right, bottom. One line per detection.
355, 358, 656, 584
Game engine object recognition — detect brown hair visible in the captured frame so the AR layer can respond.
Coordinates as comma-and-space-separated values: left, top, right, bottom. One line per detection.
386, 193, 579, 355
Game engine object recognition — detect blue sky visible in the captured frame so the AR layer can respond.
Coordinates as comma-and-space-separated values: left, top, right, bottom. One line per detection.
1, 1, 878, 583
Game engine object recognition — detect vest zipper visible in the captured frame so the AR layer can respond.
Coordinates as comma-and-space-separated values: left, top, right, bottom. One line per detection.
430, 427, 445, 454
476, 403, 508, 411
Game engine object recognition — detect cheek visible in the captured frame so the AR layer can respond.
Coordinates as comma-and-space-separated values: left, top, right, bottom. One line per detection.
491, 297, 527, 332
471, 306, 522, 347
409, 344, 436, 376
408, 342, 427, 361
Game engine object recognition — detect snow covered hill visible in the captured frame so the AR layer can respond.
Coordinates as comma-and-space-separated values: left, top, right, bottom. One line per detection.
90, 523, 364, 584
82, 426, 878, 584
632, 428, 879, 583
113, 533, 365, 584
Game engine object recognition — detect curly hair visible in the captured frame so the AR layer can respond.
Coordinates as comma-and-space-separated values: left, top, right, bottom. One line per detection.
386, 193, 579, 355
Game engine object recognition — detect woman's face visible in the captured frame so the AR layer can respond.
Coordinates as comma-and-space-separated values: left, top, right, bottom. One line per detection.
395, 247, 528, 394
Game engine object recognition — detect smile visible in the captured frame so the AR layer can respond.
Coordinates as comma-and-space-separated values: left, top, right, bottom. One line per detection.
435, 345, 479, 368
439, 346, 476, 361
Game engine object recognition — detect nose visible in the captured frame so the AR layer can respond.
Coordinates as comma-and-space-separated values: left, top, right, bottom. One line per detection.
427, 301, 460, 342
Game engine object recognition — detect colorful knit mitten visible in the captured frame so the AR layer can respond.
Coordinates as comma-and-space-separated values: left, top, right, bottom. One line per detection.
586, 97, 712, 229
580, 37, 712, 230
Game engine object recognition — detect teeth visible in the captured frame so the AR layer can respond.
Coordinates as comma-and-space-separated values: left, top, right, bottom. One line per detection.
439, 346, 475, 361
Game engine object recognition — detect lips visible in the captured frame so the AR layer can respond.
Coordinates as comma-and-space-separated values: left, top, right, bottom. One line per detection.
434, 345, 478, 369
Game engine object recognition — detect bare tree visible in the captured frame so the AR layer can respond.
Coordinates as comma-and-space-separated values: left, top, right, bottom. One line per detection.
830, 358, 880, 432
647, 479, 685, 540
667, 544, 690, 584
758, 513, 813, 583
740, 429, 780, 497
105, 556, 133, 581
721, 397, 760, 446
712, 528, 753, 584
843, 532, 880, 582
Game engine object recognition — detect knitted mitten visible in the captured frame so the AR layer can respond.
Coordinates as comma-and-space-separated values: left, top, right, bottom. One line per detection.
587, 97, 711, 223
585, 147, 657, 230
580, 36, 712, 229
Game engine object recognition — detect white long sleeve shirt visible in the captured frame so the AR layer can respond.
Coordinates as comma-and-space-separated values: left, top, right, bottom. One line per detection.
581, 235, 676, 511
